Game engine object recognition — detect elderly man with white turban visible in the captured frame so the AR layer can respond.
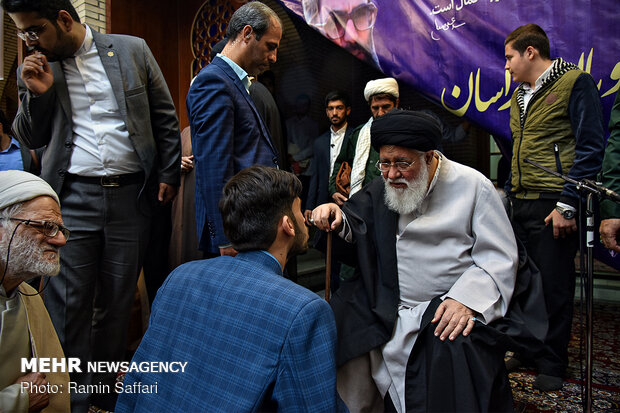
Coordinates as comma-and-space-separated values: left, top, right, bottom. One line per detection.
0, 170, 70, 413
329, 77, 400, 206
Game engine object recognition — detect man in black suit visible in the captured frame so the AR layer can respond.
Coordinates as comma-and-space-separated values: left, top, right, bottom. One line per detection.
305, 91, 353, 221
305, 91, 353, 292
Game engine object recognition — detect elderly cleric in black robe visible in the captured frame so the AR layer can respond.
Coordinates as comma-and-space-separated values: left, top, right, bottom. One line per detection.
311, 110, 518, 412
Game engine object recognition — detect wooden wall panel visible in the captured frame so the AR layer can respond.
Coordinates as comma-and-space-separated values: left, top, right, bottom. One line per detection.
176, 0, 211, 129
108, 0, 191, 127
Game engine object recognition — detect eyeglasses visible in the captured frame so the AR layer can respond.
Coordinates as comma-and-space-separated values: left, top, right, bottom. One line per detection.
376, 159, 416, 173
16, 23, 48, 42
9, 218, 70, 240
315, 3, 377, 40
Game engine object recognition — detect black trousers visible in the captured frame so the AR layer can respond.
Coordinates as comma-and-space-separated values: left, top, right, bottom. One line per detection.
45, 175, 150, 412
511, 198, 579, 377
405, 298, 514, 412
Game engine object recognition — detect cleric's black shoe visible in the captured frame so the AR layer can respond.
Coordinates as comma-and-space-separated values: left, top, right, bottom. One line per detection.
533, 374, 563, 391
505, 357, 523, 372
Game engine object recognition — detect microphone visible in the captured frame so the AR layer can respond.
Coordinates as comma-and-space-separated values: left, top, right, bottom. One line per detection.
524, 158, 620, 204
583, 179, 620, 203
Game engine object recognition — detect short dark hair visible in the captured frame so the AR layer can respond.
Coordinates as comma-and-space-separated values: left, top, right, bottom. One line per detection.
226, 1, 281, 42
0, 110, 11, 135
505, 24, 550, 60
325, 90, 350, 108
1, 0, 80, 23
219, 166, 302, 252
209, 38, 227, 61
369, 93, 398, 106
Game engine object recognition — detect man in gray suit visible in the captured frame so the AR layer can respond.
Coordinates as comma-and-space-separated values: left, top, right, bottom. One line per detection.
2, 0, 181, 411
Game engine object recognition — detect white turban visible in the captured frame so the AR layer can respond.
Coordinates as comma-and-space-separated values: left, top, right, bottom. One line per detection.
0, 170, 59, 211
363, 77, 399, 102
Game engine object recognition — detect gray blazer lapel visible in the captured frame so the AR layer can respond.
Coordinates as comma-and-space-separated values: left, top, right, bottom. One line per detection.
92, 31, 128, 120
50, 62, 72, 124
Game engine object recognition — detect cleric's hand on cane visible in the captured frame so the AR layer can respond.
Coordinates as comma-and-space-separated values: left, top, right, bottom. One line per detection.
311, 203, 343, 232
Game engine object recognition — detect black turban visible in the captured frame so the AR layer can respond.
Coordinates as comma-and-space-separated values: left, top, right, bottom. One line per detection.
371, 109, 442, 152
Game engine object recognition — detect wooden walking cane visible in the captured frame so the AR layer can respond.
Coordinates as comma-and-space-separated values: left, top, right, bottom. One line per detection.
325, 231, 332, 302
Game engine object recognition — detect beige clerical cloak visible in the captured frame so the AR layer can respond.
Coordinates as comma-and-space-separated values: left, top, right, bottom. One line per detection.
0, 283, 70, 412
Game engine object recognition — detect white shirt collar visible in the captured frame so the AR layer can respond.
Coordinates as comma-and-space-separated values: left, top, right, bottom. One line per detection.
217, 53, 251, 93
523, 61, 554, 92
331, 122, 347, 136
74, 25, 93, 57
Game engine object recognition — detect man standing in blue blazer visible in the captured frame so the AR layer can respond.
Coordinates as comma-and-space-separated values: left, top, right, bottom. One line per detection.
187, 2, 282, 257
116, 166, 346, 413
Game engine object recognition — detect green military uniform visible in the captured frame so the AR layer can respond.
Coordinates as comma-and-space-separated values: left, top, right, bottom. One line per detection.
600, 90, 620, 220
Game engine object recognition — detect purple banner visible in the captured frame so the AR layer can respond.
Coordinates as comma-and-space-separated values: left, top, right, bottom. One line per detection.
280, 0, 620, 270
279, 0, 619, 149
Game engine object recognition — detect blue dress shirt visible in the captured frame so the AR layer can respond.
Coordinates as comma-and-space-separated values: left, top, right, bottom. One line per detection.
0, 137, 25, 171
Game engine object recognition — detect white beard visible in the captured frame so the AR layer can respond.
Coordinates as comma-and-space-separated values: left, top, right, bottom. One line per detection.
383, 165, 429, 215
0, 228, 60, 283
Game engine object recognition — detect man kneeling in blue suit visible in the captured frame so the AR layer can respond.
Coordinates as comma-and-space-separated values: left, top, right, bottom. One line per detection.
116, 166, 346, 412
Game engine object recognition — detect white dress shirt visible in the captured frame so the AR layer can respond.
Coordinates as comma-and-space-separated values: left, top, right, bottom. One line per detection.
522, 62, 553, 109
217, 53, 251, 93
64, 25, 141, 176
329, 123, 347, 175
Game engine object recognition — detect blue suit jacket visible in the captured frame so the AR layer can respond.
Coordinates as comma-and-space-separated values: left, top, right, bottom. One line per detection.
115, 251, 344, 413
187, 57, 279, 253
306, 127, 352, 210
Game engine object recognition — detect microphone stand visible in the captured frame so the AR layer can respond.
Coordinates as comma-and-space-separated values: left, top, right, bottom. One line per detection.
524, 158, 620, 413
